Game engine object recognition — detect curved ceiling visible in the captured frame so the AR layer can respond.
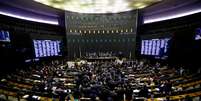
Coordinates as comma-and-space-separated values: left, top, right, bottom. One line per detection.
0, 0, 201, 24
34, 0, 161, 13
0, 0, 63, 17
0, 0, 63, 25
143, 0, 201, 23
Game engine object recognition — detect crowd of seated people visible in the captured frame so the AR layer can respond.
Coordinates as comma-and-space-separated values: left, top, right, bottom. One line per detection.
74, 60, 177, 101
0, 58, 201, 101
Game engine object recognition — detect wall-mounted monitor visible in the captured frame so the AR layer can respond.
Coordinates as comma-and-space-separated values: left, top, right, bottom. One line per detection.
141, 38, 170, 58
195, 28, 201, 40
33, 40, 62, 58
0, 30, 10, 42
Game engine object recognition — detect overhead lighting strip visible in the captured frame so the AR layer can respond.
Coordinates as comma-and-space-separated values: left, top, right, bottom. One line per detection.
0, 11, 59, 25
144, 9, 201, 24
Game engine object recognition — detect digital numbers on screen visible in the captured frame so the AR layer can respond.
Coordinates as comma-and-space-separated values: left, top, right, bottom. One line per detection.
141, 38, 169, 56
33, 40, 61, 58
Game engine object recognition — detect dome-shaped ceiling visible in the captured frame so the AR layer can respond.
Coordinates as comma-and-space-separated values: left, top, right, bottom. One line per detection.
143, 0, 201, 23
0, 0, 201, 24
34, 0, 162, 13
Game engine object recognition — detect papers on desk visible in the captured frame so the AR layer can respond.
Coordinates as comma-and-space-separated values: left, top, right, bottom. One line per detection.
52, 86, 57, 91
33, 80, 41, 83
148, 89, 151, 92
155, 88, 160, 91
33, 74, 41, 78
135, 97, 146, 100
64, 83, 76, 86
133, 89, 140, 93
80, 97, 91, 100
22, 95, 29, 98
129, 74, 135, 77
1, 79, 6, 82
157, 98, 166, 101
32, 95, 41, 100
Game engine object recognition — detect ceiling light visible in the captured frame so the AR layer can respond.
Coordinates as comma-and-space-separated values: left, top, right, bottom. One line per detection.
34, 0, 162, 13
144, 9, 201, 24
0, 11, 58, 25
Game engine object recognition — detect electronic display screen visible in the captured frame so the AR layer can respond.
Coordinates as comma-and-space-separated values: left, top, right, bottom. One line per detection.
195, 28, 201, 40
33, 40, 62, 58
0, 30, 10, 42
141, 38, 169, 57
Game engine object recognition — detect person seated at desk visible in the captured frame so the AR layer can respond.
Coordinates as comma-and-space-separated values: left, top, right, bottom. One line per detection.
164, 80, 172, 95
139, 85, 149, 98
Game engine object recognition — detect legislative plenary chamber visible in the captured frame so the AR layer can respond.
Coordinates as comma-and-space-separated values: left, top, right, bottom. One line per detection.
0, 0, 201, 101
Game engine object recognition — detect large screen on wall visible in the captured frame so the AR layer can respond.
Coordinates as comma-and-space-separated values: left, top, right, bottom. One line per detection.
195, 28, 201, 40
141, 38, 170, 58
0, 30, 10, 42
33, 40, 62, 58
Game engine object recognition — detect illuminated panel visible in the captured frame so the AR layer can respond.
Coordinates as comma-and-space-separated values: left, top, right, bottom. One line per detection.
141, 40, 145, 54
0, 30, 10, 42
164, 38, 169, 52
54, 41, 58, 55
34, 0, 162, 13
0, 11, 58, 25
50, 41, 54, 56
155, 40, 160, 55
195, 28, 201, 40
46, 41, 51, 56
144, 40, 149, 55
151, 40, 156, 55
33, 40, 62, 58
160, 39, 165, 48
144, 9, 201, 24
57, 41, 61, 53
148, 40, 152, 55
33, 40, 39, 57
42, 41, 47, 57
38, 40, 43, 57
141, 38, 170, 56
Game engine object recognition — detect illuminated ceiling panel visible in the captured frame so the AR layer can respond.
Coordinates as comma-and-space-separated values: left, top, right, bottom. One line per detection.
34, 0, 162, 13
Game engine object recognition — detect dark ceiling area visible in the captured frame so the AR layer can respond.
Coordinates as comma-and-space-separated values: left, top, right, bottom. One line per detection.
143, 0, 201, 16
0, 0, 63, 17
143, 0, 201, 23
